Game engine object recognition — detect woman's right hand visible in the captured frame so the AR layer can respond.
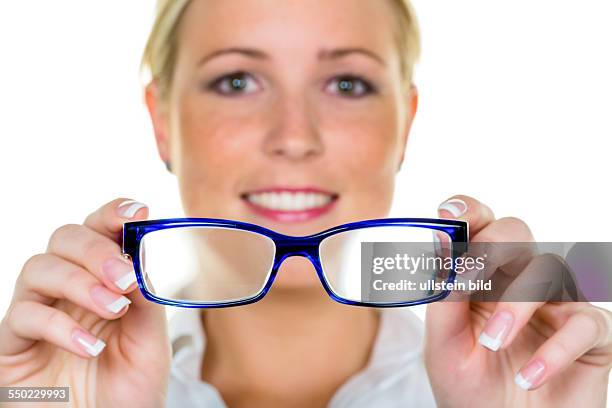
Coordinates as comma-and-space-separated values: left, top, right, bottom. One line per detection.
0, 198, 171, 408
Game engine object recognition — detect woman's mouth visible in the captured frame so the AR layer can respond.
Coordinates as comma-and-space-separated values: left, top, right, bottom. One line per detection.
241, 187, 339, 223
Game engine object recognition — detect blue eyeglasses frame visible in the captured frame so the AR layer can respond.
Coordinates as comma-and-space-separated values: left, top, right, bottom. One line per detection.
122, 217, 469, 308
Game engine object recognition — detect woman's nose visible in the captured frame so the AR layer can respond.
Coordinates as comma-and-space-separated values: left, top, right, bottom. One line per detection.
262, 97, 324, 161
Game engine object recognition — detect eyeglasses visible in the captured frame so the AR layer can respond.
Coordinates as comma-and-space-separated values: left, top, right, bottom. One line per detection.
122, 217, 469, 308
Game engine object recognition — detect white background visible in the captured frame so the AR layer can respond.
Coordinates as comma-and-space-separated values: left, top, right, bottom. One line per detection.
1, 0, 611, 402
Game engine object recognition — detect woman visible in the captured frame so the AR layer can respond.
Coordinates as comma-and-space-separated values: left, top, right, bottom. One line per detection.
1, 0, 611, 406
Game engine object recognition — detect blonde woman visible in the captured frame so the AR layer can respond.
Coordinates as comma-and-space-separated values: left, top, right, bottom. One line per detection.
1, 0, 611, 407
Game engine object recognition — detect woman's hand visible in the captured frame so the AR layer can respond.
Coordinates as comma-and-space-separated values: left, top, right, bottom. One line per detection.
0, 198, 171, 408
425, 195, 612, 408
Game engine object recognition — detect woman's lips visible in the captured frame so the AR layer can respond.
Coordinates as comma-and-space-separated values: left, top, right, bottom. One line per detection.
241, 187, 339, 223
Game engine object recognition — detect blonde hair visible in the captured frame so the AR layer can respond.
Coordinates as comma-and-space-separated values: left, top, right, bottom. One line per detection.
140, 0, 421, 104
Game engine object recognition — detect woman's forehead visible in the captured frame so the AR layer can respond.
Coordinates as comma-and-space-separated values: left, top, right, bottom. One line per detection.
177, 0, 398, 62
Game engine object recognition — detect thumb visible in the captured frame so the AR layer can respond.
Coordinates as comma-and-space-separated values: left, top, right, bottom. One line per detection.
426, 195, 495, 349
84, 197, 170, 361
119, 216, 169, 355
120, 280, 169, 355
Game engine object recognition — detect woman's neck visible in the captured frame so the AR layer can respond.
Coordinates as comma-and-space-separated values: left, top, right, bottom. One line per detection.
200, 285, 380, 408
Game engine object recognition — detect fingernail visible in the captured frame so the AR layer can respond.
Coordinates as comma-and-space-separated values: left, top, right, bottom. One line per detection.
515, 359, 546, 390
117, 200, 147, 219
432, 231, 451, 258
478, 310, 514, 351
438, 198, 468, 218
72, 328, 106, 357
90, 285, 131, 313
102, 257, 137, 291
433, 233, 441, 256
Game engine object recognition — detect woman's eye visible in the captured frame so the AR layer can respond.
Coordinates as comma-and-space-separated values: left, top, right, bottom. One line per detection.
207, 72, 260, 95
326, 75, 375, 97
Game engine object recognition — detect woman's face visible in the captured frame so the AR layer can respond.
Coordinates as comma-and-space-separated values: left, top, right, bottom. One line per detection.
150, 0, 417, 231
147, 0, 418, 287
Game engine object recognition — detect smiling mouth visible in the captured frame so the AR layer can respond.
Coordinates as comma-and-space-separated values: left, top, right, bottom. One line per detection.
240, 188, 339, 222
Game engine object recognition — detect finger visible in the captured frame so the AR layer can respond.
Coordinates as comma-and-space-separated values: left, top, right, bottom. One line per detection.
437, 194, 495, 238
449, 217, 538, 302
478, 252, 588, 353
499, 253, 573, 303
468, 217, 537, 280
426, 195, 497, 348
472, 216, 535, 244
84, 197, 148, 242
0, 301, 107, 358
46, 223, 166, 333
514, 306, 612, 391
84, 199, 167, 342
83, 199, 167, 342
476, 244, 559, 354
47, 224, 137, 293
14, 253, 132, 320
428, 213, 535, 350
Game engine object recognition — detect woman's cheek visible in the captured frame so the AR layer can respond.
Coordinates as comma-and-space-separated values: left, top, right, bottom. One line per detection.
326, 113, 399, 177
321, 97, 400, 161
325, 125, 399, 217
179, 97, 258, 166
174, 109, 249, 215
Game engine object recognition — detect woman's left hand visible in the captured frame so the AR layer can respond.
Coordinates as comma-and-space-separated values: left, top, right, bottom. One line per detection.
425, 195, 612, 408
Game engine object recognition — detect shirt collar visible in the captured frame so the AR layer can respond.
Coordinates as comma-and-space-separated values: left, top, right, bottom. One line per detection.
168, 307, 208, 381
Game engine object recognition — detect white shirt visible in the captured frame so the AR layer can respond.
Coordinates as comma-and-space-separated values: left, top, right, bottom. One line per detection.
166, 307, 436, 407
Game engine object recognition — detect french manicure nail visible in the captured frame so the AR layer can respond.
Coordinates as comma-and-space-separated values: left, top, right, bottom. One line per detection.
115, 273, 137, 291
106, 296, 131, 313
478, 310, 514, 351
117, 200, 147, 219
72, 328, 106, 357
515, 359, 546, 390
102, 257, 137, 291
91, 285, 131, 313
438, 198, 468, 218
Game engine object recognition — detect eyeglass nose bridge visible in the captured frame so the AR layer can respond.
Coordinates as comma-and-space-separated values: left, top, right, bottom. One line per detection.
269, 241, 339, 302
272, 239, 322, 271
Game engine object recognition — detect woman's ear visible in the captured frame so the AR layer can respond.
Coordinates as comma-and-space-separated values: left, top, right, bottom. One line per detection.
397, 84, 419, 172
144, 81, 172, 172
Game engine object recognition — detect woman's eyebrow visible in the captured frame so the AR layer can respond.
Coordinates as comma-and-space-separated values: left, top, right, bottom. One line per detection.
196, 47, 385, 67
197, 47, 268, 66
318, 47, 386, 66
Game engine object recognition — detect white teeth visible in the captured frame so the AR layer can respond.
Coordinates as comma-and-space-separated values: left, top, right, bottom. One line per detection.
305, 193, 316, 208
246, 191, 334, 211
280, 192, 291, 210
315, 195, 325, 206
